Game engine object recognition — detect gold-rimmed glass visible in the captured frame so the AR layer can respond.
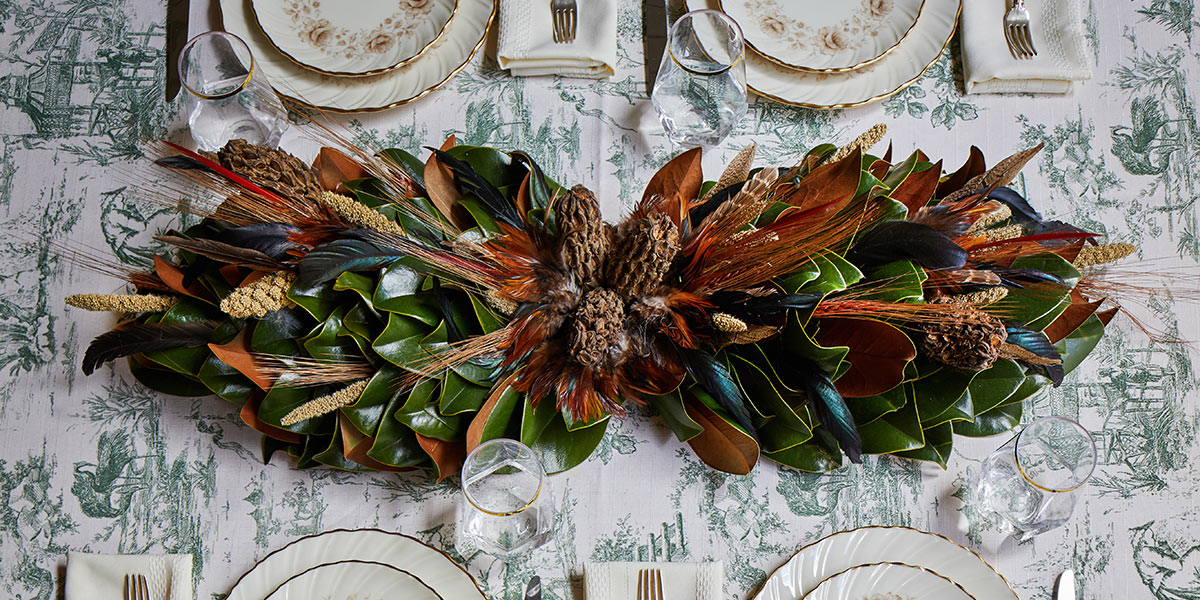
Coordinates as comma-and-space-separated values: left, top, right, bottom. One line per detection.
178, 31, 287, 151
650, 9, 748, 148
454, 439, 554, 560
975, 416, 1097, 540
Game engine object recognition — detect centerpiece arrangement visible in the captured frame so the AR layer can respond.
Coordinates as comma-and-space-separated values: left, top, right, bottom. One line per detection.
68, 128, 1130, 478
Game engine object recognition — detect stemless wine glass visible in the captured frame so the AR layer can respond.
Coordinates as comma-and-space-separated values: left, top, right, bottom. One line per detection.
975, 416, 1097, 540
455, 439, 554, 560
178, 31, 287, 152
651, 9, 748, 147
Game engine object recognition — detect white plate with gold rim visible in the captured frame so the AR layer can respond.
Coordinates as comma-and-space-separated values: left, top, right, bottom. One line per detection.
802, 562, 976, 600
220, 0, 493, 112
264, 560, 444, 600
227, 529, 485, 600
250, 0, 457, 77
717, 0, 925, 72
687, 0, 958, 109
754, 527, 1016, 600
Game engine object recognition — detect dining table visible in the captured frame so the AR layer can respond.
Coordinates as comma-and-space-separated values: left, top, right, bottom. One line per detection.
0, 0, 1196, 599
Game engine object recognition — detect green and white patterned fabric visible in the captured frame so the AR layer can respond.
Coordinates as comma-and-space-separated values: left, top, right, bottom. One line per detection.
0, 1, 1197, 599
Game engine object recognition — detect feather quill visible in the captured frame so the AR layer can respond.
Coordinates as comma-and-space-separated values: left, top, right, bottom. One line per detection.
679, 349, 757, 438
82, 322, 216, 375
847, 221, 968, 270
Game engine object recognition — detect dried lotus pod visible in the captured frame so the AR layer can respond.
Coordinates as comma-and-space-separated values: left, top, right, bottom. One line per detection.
218, 139, 323, 206
604, 212, 679, 299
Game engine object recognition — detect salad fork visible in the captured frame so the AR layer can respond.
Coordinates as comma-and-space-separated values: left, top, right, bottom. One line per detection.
1004, 0, 1037, 59
123, 574, 149, 600
551, 0, 577, 44
637, 568, 664, 600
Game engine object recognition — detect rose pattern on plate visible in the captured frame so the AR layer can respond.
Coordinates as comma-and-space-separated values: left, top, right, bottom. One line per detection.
282, 0, 435, 59
746, 0, 894, 58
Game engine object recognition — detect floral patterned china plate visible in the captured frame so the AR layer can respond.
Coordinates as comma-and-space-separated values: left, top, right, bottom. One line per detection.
802, 563, 976, 600
220, 0, 492, 111
227, 529, 485, 600
264, 560, 444, 600
754, 527, 1016, 600
717, 0, 925, 72
687, 0, 957, 108
250, 0, 457, 77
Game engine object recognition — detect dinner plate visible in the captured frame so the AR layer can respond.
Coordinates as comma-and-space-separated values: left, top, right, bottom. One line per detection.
717, 0, 925, 72
687, 0, 958, 108
227, 529, 486, 600
803, 562, 976, 600
265, 560, 443, 600
250, 0, 457, 77
754, 527, 1017, 600
220, 0, 493, 112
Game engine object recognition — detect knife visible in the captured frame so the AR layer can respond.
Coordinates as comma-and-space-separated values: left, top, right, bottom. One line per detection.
524, 575, 542, 600
165, 0, 190, 101
1055, 570, 1075, 600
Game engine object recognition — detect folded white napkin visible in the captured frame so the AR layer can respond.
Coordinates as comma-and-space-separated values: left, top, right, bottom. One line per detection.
497, 0, 618, 78
960, 0, 1091, 94
66, 552, 192, 600
584, 562, 723, 600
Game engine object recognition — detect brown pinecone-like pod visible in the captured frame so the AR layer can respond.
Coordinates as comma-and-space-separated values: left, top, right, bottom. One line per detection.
555, 185, 608, 285
605, 212, 679, 299
568, 288, 626, 369
218, 139, 323, 206
916, 308, 1008, 371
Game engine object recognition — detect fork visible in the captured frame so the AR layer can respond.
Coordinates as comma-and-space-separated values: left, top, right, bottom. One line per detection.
551, 0, 577, 44
1003, 0, 1037, 59
637, 568, 664, 600
123, 574, 150, 600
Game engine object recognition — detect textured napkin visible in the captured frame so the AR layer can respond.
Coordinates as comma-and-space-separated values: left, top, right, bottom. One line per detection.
584, 562, 723, 600
66, 552, 192, 600
960, 0, 1091, 94
497, 0, 618, 78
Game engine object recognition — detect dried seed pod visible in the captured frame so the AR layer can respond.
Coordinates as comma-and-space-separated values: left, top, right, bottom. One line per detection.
605, 213, 679, 299
915, 307, 1008, 370
218, 139, 323, 205
66, 293, 176, 313
568, 288, 626, 369
280, 379, 370, 426
320, 191, 405, 235
555, 185, 608, 285
220, 271, 298, 319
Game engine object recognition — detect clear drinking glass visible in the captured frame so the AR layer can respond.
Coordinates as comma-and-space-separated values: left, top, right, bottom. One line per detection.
651, 9, 748, 147
975, 416, 1097, 540
178, 31, 287, 152
455, 439, 554, 560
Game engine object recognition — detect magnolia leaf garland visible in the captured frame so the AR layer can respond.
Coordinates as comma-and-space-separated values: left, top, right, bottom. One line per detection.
69, 134, 1130, 477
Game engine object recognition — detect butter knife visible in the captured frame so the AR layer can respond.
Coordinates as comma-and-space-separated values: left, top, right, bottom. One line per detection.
165, 0, 190, 101
524, 575, 542, 600
1055, 570, 1075, 600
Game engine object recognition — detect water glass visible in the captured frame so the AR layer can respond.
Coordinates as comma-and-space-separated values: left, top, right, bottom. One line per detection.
179, 31, 287, 152
975, 416, 1097, 540
455, 439, 554, 560
651, 9, 748, 147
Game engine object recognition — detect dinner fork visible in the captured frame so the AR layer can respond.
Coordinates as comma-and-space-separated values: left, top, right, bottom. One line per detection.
123, 574, 149, 600
551, 0, 577, 44
1004, 0, 1037, 59
637, 568, 664, 600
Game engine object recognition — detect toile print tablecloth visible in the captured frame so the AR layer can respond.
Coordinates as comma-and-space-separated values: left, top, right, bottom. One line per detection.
0, 1, 1197, 599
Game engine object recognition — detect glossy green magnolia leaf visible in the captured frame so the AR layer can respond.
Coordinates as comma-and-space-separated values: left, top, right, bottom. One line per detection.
342, 366, 402, 436
953, 400, 1023, 437
913, 367, 977, 426
476, 386, 524, 443
251, 309, 309, 356
1056, 314, 1106, 376
759, 417, 815, 453
967, 359, 1026, 416
400, 377, 440, 413
334, 271, 377, 308
782, 312, 849, 376
797, 252, 863, 294
858, 394, 924, 455
439, 371, 490, 415
730, 346, 813, 433
342, 304, 382, 344
859, 260, 927, 303
142, 299, 220, 375
775, 259, 823, 293
529, 413, 609, 474
457, 197, 501, 234
764, 432, 843, 473
444, 145, 523, 193
373, 264, 440, 324
378, 148, 427, 188
999, 373, 1052, 407
367, 390, 433, 469
985, 253, 1080, 330
395, 400, 465, 442
468, 293, 505, 334
562, 405, 609, 431
197, 354, 253, 404
302, 306, 358, 362
373, 312, 432, 368
128, 357, 212, 397
288, 278, 341, 322
847, 383, 907, 426
880, 151, 920, 191
646, 390, 704, 442
894, 421, 954, 468
258, 377, 335, 435
312, 428, 374, 472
